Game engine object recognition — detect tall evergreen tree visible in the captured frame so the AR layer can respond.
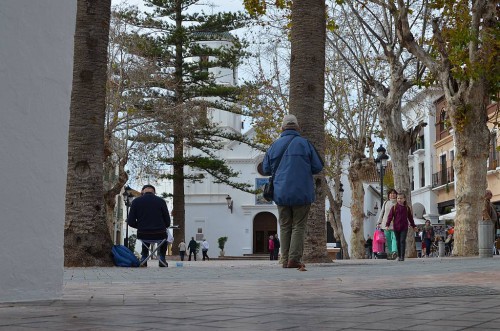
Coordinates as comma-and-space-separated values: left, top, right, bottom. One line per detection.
115, 1, 252, 251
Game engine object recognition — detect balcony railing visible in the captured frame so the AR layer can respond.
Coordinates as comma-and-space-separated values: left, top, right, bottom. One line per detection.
432, 167, 455, 187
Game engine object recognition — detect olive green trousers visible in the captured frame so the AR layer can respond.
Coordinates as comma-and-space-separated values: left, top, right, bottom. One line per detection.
278, 204, 311, 264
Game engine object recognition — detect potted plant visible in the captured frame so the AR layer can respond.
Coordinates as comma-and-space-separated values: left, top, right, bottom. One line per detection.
218, 236, 228, 257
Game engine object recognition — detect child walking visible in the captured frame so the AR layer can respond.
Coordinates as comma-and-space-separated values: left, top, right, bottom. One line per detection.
386, 193, 418, 261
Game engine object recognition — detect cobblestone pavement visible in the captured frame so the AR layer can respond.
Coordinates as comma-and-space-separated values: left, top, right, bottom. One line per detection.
1, 257, 500, 330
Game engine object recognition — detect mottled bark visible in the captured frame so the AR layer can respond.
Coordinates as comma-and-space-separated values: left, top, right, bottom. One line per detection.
289, 0, 328, 262
447, 84, 489, 255
390, 143, 417, 258
64, 0, 113, 266
103, 154, 128, 241
325, 177, 350, 259
348, 161, 368, 259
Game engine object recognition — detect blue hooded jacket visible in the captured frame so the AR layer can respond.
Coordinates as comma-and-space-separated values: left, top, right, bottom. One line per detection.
262, 130, 323, 206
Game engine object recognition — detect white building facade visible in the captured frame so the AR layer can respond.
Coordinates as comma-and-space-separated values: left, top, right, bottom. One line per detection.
405, 89, 443, 225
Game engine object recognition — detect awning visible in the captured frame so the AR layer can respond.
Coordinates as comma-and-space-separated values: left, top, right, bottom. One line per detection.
439, 210, 456, 221
414, 218, 427, 225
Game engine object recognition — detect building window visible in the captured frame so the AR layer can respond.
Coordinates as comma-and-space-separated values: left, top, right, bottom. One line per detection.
419, 162, 425, 187
196, 227, 204, 241
440, 154, 447, 185
489, 131, 498, 170
410, 167, 414, 191
439, 108, 446, 132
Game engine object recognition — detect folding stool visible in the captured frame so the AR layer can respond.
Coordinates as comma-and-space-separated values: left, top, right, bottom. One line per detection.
139, 239, 168, 267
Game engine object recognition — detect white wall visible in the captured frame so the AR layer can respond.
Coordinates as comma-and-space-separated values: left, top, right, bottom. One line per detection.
0, 0, 76, 302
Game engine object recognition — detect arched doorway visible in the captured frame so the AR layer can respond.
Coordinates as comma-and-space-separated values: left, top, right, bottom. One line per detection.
253, 212, 278, 253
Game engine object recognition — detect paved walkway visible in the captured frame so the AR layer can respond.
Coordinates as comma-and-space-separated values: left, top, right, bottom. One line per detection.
2, 257, 500, 330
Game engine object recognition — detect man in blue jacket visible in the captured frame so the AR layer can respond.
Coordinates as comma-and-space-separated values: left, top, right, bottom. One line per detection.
262, 114, 323, 270
127, 184, 171, 267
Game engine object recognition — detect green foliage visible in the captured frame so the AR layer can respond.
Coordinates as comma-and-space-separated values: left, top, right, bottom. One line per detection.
112, 1, 255, 191
243, 0, 290, 16
428, 0, 500, 97
217, 236, 228, 250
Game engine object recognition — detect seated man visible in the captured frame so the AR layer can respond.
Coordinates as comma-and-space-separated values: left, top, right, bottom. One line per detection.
127, 184, 171, 267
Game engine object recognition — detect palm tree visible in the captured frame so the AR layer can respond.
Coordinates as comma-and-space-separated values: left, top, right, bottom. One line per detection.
64, 0, 114, 266
289, 0, 329, 262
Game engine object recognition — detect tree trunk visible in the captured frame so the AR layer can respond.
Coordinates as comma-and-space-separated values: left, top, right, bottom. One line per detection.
447, 81, 490, 256
172, 134, 185, 254
170, 0, 186, 255
103, 155, 128, 242
348, 164, 367, 259
378, 99, 417, 258
289, 0, 328, 263
325, 177, 350, 259
64, 0, 113, 267
390, 145, 417, 258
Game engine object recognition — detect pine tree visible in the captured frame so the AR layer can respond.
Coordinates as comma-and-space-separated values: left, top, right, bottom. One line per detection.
114, 1, 253, 251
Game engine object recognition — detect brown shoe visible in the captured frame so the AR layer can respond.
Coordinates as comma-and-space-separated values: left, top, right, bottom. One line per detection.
282, 262, 288, 268
287, 260, 305, 269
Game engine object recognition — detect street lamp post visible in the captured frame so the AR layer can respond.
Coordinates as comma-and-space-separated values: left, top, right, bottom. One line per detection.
122, 185, 134, 249
375, 145, 389, 209
336, 182, 344, 260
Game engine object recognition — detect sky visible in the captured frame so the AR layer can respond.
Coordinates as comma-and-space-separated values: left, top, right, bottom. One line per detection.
112, 0, 245, 13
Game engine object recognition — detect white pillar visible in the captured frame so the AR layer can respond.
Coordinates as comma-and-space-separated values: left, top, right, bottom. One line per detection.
0, 0, 77, 302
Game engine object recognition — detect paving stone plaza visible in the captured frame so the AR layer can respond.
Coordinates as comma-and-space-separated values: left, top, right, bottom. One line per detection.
1, 257, 500, 330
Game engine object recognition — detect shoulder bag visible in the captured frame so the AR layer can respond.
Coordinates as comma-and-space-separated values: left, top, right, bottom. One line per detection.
263, 136, 296, 202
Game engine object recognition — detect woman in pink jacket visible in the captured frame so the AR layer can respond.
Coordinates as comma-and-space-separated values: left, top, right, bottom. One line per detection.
268, 235, 275, 260
386, 193, 418, 261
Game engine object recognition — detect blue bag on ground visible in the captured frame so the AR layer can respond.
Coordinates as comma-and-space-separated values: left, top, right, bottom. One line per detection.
112, 245, 140, 267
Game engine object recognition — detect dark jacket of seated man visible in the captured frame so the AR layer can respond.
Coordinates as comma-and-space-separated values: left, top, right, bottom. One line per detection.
127, 185, 171, 241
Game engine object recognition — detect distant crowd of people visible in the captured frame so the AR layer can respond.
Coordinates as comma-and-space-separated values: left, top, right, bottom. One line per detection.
367, 188, 500, 259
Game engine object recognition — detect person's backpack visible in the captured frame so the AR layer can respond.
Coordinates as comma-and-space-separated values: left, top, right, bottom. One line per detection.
112, 245, 140, 267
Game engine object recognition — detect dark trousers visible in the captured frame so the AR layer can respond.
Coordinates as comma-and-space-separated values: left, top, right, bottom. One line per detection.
141, 241, 167, 259
394, 230, 408, 259
273, 248, 280, 260
423, 238, 432, 256
365, 247, 373, 259
202, 249, 209, 261
179, 251, 185, 261
188, 250, 196, 261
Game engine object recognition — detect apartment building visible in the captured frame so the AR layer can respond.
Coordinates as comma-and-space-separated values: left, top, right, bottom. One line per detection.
431, 96, 500, 217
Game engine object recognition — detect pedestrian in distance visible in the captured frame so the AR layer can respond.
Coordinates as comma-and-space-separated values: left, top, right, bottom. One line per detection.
372, 224, 386, 258
386, 193, 418, 261
483, 189, 498, 247
178, 239, 187, 261
127, 184, 170, 267
268, 235, 275, 260
273, 234, 281, 261
201, 238, 210, 261
421, 220, 434, 257
364, 235, 373, 259
166, 229, 174, 256
262, 114, 324, 271
188, 237, 197, 261
377, 189, 399, 260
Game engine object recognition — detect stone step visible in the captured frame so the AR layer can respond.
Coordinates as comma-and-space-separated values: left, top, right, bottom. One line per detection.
217, 254, 270, 260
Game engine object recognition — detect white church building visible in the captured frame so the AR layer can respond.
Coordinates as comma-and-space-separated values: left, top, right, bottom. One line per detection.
184, 124, 280, 256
